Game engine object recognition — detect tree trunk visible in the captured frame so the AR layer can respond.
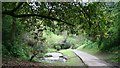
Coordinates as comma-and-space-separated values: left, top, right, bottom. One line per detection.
29, 53, 38, 62
10, 17, 16, 45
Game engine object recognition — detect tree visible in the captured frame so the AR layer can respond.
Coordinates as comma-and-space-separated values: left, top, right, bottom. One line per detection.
2, 1, 120, 60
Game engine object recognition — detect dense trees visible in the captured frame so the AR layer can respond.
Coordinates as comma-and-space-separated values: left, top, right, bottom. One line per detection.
2, 1, 120, 62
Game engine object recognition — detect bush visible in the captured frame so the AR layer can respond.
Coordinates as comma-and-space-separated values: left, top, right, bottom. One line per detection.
53, 44, 61, 51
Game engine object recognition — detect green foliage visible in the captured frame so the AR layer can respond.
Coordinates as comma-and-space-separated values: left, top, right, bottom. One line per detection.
2, 44, 11, 57
46, 48, 57, 52
2, 16, 12, 45
54, 44, 61, 51
100, 4, 120, 51
2, 2, 120, 63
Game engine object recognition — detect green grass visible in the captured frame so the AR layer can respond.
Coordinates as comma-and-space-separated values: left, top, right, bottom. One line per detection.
34, 49, 85, 66
47, 48, 57, 52
77, 44, 100, 55
57, 49, 85, 66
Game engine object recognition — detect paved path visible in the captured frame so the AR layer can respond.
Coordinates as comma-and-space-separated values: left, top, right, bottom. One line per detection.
72, 50, 112, 67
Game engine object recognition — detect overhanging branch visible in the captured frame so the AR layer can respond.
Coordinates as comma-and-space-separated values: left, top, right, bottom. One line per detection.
78, 3, 91, 28
12, 2, 24, 13
2, 11, 75, 26
2, 2, 74, 26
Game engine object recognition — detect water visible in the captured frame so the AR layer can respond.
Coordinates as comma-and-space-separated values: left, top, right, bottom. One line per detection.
42, 52, 67, 63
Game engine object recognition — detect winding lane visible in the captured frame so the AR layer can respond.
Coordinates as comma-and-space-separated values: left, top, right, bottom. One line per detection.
72, 50, 112, 68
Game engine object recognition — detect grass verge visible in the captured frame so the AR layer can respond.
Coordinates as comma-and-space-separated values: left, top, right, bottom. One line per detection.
77, 45, 119, 64
57, 49, 85, 66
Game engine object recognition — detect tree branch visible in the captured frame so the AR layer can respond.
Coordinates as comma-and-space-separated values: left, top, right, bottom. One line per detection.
78, 3, 92, 28
11, 2, 24, 13
2, 2, 74, 26
2, 11, 75, 26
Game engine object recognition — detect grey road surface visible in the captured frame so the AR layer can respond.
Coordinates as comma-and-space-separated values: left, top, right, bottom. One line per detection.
72, 50, 112, 68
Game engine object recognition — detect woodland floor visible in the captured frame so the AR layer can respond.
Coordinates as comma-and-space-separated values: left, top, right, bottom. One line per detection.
2, 50, 119, 68
2, 56, 57, 68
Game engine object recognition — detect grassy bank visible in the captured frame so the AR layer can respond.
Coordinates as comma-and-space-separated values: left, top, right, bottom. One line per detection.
56, 49, 85, 66
77, 44, 119, 64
